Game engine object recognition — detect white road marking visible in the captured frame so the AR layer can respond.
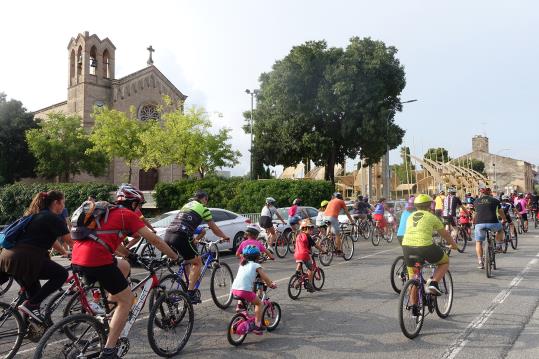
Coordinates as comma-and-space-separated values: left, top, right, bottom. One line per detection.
440, 252, 539, 359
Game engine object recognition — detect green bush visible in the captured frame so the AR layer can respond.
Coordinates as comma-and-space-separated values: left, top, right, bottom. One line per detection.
155, 177, 335, 213
0, 183, 116, 224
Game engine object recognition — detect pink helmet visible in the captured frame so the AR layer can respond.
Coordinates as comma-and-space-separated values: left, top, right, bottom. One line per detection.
116, 183, 145, 204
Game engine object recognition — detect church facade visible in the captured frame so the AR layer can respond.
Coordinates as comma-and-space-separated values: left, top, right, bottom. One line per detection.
34, 31, 187, 190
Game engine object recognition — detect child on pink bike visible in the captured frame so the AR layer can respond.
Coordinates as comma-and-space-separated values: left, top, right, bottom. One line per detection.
235, 225, 274, 261
231, 246, 276, 333
294, 219, 323, 292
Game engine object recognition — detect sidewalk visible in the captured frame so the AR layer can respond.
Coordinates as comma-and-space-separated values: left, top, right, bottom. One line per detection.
505, 298, 539, 359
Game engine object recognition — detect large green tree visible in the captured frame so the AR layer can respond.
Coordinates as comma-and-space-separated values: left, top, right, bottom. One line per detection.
424, 147, 451, 163
392, 146, 416, 184
191, 128, 241, 178
26, 113, 108, 181
0, 93, 38, 184
89, 107, 147, 183
245, 37, 406, 183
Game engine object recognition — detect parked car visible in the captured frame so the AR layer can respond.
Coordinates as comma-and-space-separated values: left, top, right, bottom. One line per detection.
260, 206, 319, 239
133, 208, 251, 257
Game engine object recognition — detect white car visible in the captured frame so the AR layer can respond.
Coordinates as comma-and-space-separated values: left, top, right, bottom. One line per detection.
133, 208, 251, 257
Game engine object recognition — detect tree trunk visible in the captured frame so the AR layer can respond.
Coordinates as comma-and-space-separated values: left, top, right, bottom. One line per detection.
128, 159, 133, 183
325, 147, 336, 185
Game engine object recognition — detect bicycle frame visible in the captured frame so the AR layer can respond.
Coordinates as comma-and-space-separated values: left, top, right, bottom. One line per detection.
46, 270, 93, 316
174, 243, 217, 290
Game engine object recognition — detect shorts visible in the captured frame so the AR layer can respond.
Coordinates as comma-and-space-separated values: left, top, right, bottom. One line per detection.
323, 216, 340, 235
520, 213, 528, 221
373, 214, 386, 228
503, 215, 513, 224
164, 231, 199, 260
296, 259, 313, 270
231, 289, 257, 303
259, 216, 273, 229
435, 209, 443, 218
72, 263, 128, 295
474, 223, 503, 241
442, 216, 456, 226
402, 244, 449, 278
288, 215, 300, 226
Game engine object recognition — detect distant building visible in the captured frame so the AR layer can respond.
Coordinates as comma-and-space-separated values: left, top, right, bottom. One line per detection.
453, 135, 535, 193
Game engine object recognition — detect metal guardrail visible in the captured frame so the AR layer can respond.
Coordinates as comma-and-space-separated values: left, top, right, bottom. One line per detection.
242, 213, 261, 223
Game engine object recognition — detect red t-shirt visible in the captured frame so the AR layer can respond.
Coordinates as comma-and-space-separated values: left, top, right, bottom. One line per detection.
71, 208, 146, 267
294, 232, 315, 262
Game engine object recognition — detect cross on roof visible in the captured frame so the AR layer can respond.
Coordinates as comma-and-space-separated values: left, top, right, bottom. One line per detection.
147, 45, 155, 66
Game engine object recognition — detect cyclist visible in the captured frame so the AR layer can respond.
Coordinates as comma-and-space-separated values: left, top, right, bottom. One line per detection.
323, 192, 354, 255
235, 224, 274, 261
231, 245, 277, 333
473, 187, 506, 269
531, 192, 538, 220
401, 194, 457, 307
259, 197, 286, 248
316, 200, 329, 236
352, 195, 371, 220
288, 198, 309, 233
373, 198, 389, 236
515, 193, 528, 232
0, 191, 70, 323
500, 195, 517, 236
442, 188, 463, 236
71, 185, 179, 359
164, 190, 230, 303
294, 219, 324, 292
397, 199, 415, 244
434, 190, 445, 218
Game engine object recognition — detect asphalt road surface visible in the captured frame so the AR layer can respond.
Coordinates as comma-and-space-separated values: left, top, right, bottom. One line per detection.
5, 226, 539, 358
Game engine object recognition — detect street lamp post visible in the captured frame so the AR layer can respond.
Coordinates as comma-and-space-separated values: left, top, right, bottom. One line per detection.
383, 99, 417, 199
245, 89, 259, 180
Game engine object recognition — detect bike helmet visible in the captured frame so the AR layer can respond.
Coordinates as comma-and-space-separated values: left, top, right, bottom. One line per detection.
466, 197, 474, 204
116, 183, 145, 204
265, 197, 276, 205
320, 200, 329, 207
242, 245, 261, 261
501, 195, 510, 201
245, 224, 261, 237
480, 186, 491, 195
300, 219, 314, 229
414, 194, 433, 204
333, 192, 343, 199
448, 187, 457, 194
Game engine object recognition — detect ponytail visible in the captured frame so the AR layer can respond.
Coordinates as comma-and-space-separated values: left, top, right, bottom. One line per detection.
24, 190, 64, 216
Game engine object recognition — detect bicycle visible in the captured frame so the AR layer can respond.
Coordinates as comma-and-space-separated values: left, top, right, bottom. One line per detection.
390, 255, 407, 294
227, 280, 281, 346
34, 256, 194, 358
454, 222, 470, 253
502, 221, 517, 252
318, 224, 354, 266
483, 228, 497, 278
371, 220, 394, 246
356, 215, 373, 240
398, 257, 453, 339
287, 253, 325, 299
287, 225, 300, 254
152, 238, 233, 309
260, 225, 290, 258
532, 208, 538, 229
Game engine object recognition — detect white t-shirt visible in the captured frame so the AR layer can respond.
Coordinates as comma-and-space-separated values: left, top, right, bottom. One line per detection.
260, 205, 278, 218
231, 261, 261, 292
316, 211, 325, 226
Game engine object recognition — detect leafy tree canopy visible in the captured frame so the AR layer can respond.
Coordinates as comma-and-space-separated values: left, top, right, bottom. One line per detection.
424, 147, 452, 163
0, 92, 38, 184
26, 113, 108, 182
246, 37, 407, 183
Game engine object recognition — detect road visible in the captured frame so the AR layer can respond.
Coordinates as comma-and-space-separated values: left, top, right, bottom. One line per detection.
7, 227, 539, 358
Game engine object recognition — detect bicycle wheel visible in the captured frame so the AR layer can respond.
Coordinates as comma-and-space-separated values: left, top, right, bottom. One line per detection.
0, 277, 13, 297
485, 243, 492, 278
360, 222, 370, 240
263, 302, 281, 331
351, 223, 359, 242
342, 235, 354, 261
456, 229, 467, 253
312, 267, 325, 290
288, 231, 296, 253
518, 221, 523, 234
511, 227, 518, 249
227, 313, 248, 346
535, 214, 538, 229
210, 262, 233, 309
503, 229, 509, 253
398, 279, 425, 339
492, 245, 497, 270
390, 256, 408, 294
372, 230, 381, 246
275, 234, 289, 258
34, 313, 106, 359
147, 290, 194, 357
386, 228, 395, 243
287, 274, 302, 300
318, 237, 333, 266
0, 302, 25, 359
435, 270, 454, 318
149, 274, 187, 310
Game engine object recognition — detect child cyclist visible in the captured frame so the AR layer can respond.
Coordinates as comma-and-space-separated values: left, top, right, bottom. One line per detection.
294, 219, 323, 292
231, 246, 277, 333
236, 224, 274, 261
316, 200, 329, 236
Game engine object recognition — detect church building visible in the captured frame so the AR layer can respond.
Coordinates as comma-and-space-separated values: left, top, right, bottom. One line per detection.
34, 31, 187, 190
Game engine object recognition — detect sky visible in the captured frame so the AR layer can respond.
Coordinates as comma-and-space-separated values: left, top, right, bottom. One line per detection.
1, 1, 538, 176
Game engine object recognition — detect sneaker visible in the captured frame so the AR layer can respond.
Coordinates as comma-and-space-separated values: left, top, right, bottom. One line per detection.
99, 348, 120, 359
495, 246, 503, 253
411, 305, 421, 318
187, 291, 201, 304
89, 301, 106, 315
305, 281, 315, 293
249, 321, 266, 335
19, 301, 45, 323
477, 262, 485, 269
426, 280, 442, 296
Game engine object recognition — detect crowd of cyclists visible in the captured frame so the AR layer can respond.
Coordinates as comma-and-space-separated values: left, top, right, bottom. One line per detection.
0, 182, 537, 357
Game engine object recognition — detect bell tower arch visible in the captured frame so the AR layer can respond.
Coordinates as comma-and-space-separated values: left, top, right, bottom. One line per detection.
66, 31, 116, 128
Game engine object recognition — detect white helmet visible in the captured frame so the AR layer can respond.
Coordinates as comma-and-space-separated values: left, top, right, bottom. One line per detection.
265, 197, 276, 205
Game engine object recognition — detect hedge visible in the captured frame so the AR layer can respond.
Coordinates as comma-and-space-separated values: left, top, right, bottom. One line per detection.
0, 183, 116, 224
155, 177, 335, 213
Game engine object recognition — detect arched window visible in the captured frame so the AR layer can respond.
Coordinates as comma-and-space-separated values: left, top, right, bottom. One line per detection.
89, 46, 97, 75
77, 45, 83, 76
69, 50, 75, 85
138, 104, 159, 121
103, 49, 110, 78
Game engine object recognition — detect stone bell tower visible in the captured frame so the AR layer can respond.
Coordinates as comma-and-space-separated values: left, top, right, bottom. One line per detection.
67, 31, 116, 128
